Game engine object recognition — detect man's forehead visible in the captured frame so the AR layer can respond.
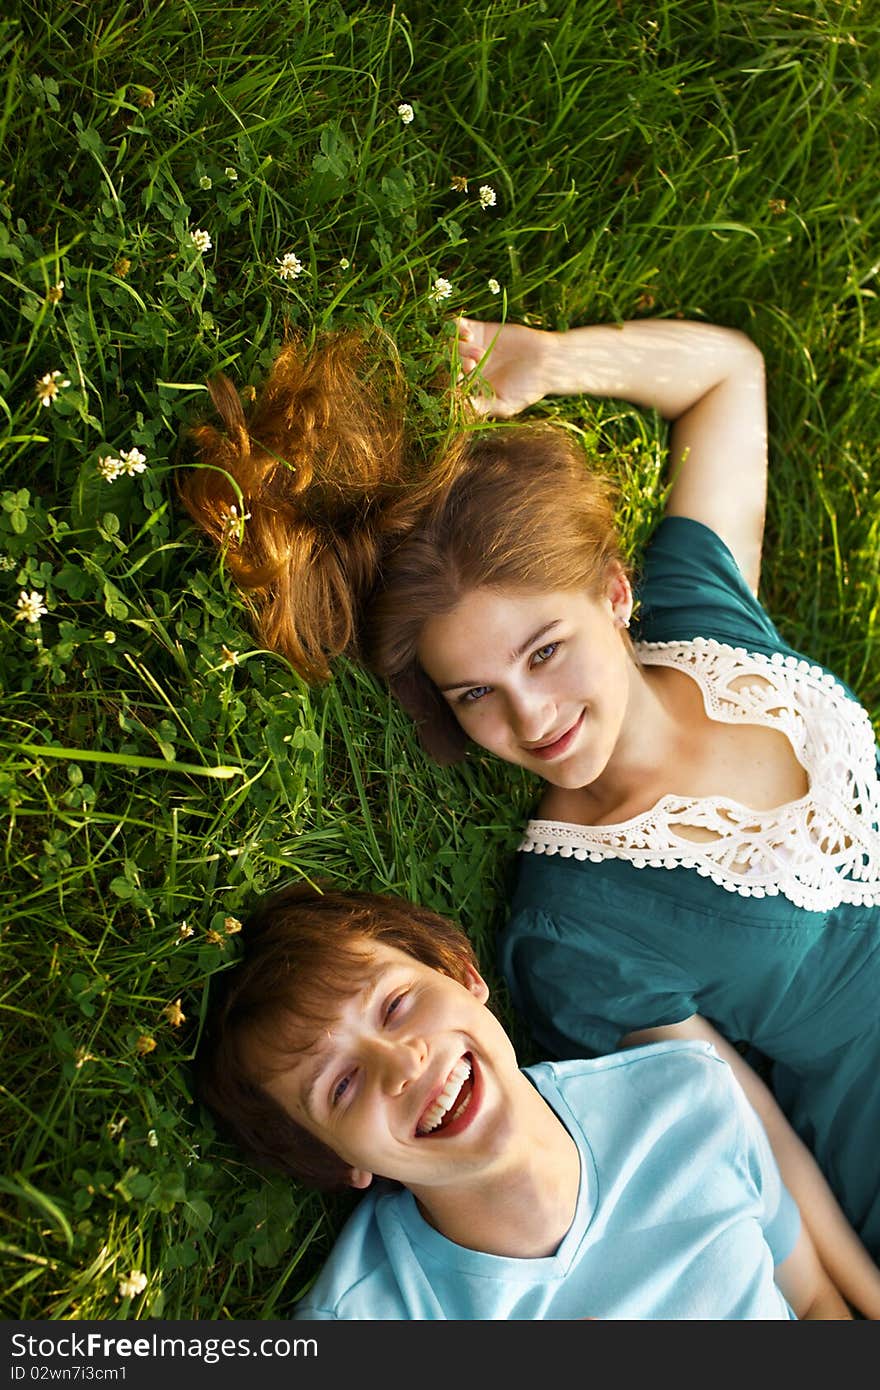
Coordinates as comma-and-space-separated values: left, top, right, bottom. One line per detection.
283, 945, 395, 1106
262, 1019, 346, 1119
291, 943, 380, 1044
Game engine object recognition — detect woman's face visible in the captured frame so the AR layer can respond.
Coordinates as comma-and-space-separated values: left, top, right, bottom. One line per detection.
417, 578, 635, 790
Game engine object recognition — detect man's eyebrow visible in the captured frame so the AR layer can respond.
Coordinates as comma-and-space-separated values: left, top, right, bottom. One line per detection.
298, 972, 383, 1115
300, 1055, 328, 1118
438, 620, 562, 692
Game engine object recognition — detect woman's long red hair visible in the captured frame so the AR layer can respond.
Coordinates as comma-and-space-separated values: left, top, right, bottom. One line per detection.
179, 332, 621, 762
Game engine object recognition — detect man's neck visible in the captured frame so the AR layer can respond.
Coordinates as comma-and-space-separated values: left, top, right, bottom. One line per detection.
411, 1075, 582, 1259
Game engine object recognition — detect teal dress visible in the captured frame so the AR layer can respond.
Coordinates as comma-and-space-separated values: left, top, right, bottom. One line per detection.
500, 517, 880, 1258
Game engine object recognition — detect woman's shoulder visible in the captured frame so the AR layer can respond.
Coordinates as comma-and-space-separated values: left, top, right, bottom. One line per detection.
634, 515, 783, 651
634, 515, 868, 708
507, 831, 698, 922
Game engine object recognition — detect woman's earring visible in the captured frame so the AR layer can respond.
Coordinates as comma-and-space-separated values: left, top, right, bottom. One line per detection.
617, 613, 631, 629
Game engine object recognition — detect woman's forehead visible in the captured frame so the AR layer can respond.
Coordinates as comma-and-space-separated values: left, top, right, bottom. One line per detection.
418, 586, 599, 677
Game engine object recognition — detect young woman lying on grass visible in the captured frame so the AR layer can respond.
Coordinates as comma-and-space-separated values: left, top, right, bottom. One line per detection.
180, 313, 880, 1315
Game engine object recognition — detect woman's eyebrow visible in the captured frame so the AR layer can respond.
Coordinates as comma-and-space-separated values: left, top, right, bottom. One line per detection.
438, 620, 562, 692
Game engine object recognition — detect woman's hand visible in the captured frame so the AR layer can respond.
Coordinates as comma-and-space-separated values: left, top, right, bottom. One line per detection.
456, 318, 553, 418
457, 315, 767, 592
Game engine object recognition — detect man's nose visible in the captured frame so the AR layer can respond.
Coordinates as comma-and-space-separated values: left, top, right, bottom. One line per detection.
375, 1035, 428, 1094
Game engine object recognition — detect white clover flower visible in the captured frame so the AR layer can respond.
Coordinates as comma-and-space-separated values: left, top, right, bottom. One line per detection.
47, 281, 64, 304
0, 555, 15, 572
430, 277, 453, 302
198, 175, 212, 190
118, 1271, 147, 1300
176, 920, 194, 941
98, 447, 146, 481
338, 257, 351, 270
97, 454, 124, 481
225, 167, 238, 181
119, 447, 147, 476
276, 251, 303, 280
397, 102, 414, 124
15, 590, 48, 624
220, 503, 251, 543
479, 184, 497, 209
147, 1129, 158, 1148
190, 228, 212, 253
35, 370, 71, 407
487, 278, 501, 295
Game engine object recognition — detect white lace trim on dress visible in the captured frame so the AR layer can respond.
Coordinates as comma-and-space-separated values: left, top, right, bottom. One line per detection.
519, 637, 880, 913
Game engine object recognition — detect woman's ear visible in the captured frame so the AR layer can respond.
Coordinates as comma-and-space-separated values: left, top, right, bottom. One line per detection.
606, 563, 633, 628
463, 962, 490, 1005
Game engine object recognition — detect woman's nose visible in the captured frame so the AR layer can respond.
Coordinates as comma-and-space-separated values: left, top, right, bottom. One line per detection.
508, 688, 555, 742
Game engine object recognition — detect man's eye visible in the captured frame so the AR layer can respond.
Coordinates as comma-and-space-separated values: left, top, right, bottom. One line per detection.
531, 642, 559, 666
460, 685, 491, 704
385, 992, 407, 1021
332, 1074, 352, 1106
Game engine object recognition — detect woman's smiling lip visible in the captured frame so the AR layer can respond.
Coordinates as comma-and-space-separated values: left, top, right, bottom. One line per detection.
525, 711, 585, 760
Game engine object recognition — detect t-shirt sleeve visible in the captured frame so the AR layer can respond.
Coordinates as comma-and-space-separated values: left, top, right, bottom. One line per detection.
723, 1065, 801, 1267
292, 1303, 338, 1320
287, 1195, 412, 1321
499, 898, 699, 1058
764, 1184, 801, 1269
635, 515, 784, 651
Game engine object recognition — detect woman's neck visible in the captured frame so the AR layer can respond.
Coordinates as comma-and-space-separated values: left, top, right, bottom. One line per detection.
544, 660, 685, 826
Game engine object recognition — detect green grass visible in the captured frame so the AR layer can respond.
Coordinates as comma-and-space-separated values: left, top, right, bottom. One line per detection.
1, 0, 877, 1319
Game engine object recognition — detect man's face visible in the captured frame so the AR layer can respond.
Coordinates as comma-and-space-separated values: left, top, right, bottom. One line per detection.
261, 939, 523, 1194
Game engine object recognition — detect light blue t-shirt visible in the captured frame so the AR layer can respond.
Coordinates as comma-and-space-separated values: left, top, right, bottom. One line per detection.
294, 1041, 800, 1320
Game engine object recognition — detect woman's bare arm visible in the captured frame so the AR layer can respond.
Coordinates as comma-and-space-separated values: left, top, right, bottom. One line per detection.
775, 1228, 853, 1320
457, 316, 767, 591
622, 1013, 880, 1319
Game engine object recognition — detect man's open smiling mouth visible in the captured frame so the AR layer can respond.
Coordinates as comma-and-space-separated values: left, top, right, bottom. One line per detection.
416, 1055, 474, 1135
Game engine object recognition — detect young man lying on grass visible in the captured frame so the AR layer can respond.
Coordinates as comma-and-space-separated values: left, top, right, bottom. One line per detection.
198, 883, 851, 1320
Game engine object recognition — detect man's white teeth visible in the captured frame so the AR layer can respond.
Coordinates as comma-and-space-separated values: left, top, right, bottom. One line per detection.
417, 1057, 472, 1135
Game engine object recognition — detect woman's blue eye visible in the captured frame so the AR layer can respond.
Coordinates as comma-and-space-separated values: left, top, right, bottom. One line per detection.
461, 685, 491, 704
531, 642, 559, 666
